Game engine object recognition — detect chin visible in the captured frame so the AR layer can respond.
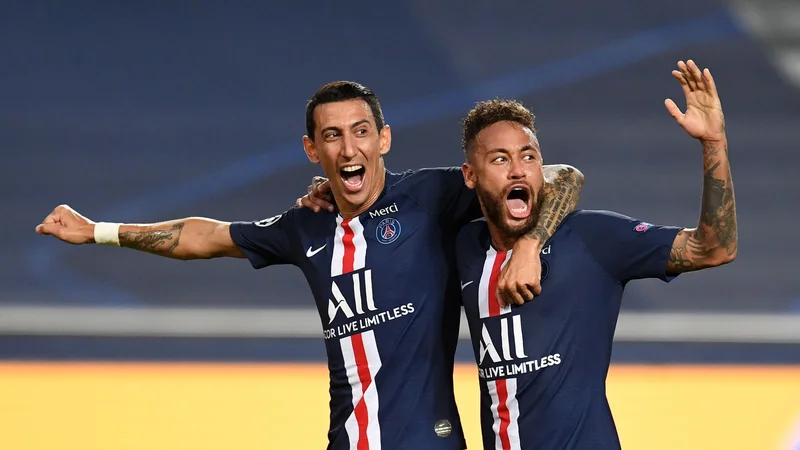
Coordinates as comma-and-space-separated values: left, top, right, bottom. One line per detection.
500, 217, 534, 239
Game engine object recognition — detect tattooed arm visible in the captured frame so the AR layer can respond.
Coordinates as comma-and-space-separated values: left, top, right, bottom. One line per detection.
497, 164, 585, 306
525, 164, 585, 244
117, 219, 244, 260
664, 60, 737, 274
35, 205, 245, 260
667, 138, 737, 274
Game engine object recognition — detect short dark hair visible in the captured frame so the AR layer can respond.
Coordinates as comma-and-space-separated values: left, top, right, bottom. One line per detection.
305, 81, 385, 140
462, 98, 537, 157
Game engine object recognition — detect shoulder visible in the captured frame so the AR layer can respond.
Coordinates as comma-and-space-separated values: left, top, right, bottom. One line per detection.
237, 206, 334, 236
386, 167, 463, 192
456, 217, 490, 249
562, 209, 640, 232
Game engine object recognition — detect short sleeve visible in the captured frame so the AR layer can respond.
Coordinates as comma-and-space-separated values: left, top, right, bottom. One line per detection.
568, 210, 683, 283
229, 209, 298, 269
413, 167, 481, 229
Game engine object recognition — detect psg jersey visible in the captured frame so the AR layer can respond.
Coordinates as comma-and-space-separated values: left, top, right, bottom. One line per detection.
457, 210, 682, 450
230, 168, 480, 450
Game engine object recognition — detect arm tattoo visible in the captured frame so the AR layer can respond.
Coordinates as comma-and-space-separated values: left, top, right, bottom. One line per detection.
526, 166, 584, 243
668, 140, 737, 273
119, 223, 185, 255
700, 155, 737, 256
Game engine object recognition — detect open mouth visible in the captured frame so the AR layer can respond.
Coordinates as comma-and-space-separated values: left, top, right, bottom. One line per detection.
505, 185, 532, 219
340, 165, 366, 192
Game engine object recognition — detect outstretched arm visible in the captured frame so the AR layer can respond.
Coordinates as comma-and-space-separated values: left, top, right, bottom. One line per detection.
497, 164, 585, 306
664, 60, 737, 275
36, 205, 245, 260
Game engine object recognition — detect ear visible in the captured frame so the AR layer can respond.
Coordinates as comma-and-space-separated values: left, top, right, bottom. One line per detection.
302, 136, 320, 164
379, 125, 392, 156
461, 162, 477, 190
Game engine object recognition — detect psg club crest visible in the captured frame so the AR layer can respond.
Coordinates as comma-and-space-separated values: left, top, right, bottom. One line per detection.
376, 217, 401, 245
540, 259, 550, 282
634, 222, 652, 233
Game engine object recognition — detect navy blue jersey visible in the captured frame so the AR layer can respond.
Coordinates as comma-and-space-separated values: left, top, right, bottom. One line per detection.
230, 168, 480, 450
457, 210, 682, 450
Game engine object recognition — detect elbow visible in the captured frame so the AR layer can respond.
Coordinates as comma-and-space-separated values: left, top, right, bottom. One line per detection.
570, 165, 585, 188
708, 246, 737, 267
556, 164, 585, 188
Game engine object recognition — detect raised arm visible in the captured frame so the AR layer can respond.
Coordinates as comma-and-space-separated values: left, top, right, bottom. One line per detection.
497, 164, 584, 306
664, 60, 737, 274
35, 204, 245, 260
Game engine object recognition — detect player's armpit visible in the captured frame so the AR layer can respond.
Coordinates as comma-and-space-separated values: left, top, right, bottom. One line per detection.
666, 227, 735, 275
524, 164, 585, 244
119, 218, 246, 260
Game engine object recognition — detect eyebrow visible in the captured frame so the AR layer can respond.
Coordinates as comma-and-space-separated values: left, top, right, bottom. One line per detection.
487, 145, 538, 154
320, 119, 372, 135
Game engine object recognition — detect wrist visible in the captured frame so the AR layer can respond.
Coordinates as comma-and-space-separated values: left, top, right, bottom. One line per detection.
514, 235, 545, 254
93, 222, 121, 246
701, 135, 727, 146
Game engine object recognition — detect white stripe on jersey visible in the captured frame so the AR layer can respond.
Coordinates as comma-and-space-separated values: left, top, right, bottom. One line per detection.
340, 330, 382, 449
332, 216, 347, 277
478, 248, 513, 319
487, 378, 521, 450
331, 216, 367, 277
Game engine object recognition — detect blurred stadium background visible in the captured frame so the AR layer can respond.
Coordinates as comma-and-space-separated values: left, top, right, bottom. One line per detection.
2, 0, 800, 449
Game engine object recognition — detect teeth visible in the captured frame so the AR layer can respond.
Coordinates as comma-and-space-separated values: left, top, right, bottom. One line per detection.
511, 204, 528, 213
342, 165, 363, 173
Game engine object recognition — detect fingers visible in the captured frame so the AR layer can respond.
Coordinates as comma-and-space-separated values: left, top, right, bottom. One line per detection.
686, 60, 707, 91
35, 222, 61, 237
312, 176, 331, 193
672, 69, 691, 98
496, 287, 524, 308
664, 98, 683, 122
678, 60, 698, 91
309, 184, 334, 212
703, 67, 718, 97
300, 195, 323, 213
677, 61, 696, 91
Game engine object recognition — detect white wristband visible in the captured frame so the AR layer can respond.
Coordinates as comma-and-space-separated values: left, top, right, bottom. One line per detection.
94, 222, 121, 246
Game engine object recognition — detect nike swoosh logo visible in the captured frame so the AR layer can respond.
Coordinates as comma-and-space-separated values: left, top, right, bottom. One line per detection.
306, 244, 327, 258
461, 280, 474, 290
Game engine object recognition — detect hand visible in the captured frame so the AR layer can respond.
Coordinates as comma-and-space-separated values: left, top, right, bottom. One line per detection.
35, 204, 96, 244
665, 60, 725, 143
296, 176, 334, 213
497, 239, 543, 307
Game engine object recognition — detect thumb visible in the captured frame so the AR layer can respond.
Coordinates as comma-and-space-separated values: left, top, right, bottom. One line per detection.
664, 99, 683, 123
36, 222, 62, 237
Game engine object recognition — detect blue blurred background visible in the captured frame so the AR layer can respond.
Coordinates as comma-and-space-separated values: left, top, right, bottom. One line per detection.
2, 0, 799, 362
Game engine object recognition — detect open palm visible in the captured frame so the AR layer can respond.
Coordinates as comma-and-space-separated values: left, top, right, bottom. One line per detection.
665, 60, 725, 142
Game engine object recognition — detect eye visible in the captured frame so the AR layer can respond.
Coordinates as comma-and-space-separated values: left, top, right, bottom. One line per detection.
355, 128, 368, 136
492, 156, 507, 163
523, 154, 536, 161
324, 131, 340, 140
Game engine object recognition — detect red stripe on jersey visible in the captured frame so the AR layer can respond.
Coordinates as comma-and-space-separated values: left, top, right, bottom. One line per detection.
341, 218, 356, 274
351, 333, 373, 450
496, 378, 512, 450
487, 251, 508, 317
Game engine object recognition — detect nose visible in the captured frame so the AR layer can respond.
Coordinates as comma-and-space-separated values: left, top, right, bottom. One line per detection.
341, 132, 358, 159
508, 156, 525, 179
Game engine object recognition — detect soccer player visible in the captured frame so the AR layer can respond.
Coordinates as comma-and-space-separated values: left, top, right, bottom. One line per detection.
35, 81, 584, 449
455, 60, 736, 449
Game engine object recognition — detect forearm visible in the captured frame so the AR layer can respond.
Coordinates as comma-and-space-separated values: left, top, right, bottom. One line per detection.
669, 137, 737, 271
113, 218, 240, 260
524, 164, 585, 246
